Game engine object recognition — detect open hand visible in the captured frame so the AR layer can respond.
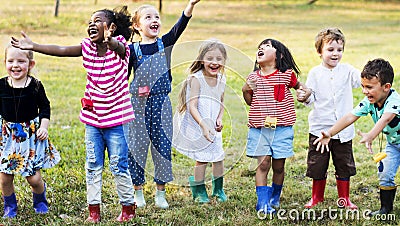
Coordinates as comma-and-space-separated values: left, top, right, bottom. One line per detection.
313, 131, 331, 153
11, 31, 34, 50
103, 22, 118, 49
357, 130, 373, 154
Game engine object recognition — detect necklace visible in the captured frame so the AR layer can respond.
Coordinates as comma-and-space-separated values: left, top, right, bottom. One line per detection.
87, 54, 106, 99
10, 76, 29, 122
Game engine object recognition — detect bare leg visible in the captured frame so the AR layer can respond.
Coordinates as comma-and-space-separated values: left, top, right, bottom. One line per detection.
212, 161, 224, 178
26, 170, 45, 194
255, 155, 271, 186
0, 173, 15, 196
194, 161, 207, 182
271, 158, 286, 185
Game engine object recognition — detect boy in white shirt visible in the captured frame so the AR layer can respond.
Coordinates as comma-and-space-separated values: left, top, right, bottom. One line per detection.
300, 28, 361, 209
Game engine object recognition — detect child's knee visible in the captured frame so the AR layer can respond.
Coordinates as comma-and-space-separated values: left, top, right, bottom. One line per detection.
258, 161, 271, 172
26, 174, 43, 189
272, 166, 285, 175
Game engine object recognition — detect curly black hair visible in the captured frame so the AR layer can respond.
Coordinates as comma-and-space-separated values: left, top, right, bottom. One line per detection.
94, 6, 133, 41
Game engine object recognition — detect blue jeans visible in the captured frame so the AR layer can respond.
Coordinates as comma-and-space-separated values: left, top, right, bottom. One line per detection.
378, 142, 400, 188
85, 125, 134, 205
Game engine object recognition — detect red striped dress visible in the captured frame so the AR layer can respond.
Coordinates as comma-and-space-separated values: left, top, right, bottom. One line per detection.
80, 35, 135, 128
247, 69, 298, 128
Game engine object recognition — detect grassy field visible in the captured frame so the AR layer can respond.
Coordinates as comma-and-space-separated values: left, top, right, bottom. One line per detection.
1, 0, 400, 225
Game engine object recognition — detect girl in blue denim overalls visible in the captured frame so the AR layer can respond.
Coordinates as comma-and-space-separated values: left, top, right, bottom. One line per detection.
127, 0, 200, 209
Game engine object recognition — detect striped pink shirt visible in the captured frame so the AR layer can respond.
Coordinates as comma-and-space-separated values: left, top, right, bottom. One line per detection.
247, 69, 298, 128
80, 35, 135, 128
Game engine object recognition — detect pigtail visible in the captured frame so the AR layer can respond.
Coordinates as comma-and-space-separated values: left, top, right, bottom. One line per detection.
95, 6, 133, 41
112, 6, 133, 41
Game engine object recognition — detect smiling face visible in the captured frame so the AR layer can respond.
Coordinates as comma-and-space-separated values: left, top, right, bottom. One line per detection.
5, 47, 34, 81
134, 6, 161, 42
201, 48, 225, 78
319, 40, 343, 69
256, 42, 276, 67
87, 11, 109, 43
361, 76, 391, 107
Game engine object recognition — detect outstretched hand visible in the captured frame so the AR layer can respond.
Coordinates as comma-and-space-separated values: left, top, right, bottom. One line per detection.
313, 131, 331, 153
11, 31, 34, 50
357, 130, 373, 154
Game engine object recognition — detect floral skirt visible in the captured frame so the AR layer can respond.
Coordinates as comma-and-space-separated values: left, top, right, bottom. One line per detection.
0, 118, 61, 177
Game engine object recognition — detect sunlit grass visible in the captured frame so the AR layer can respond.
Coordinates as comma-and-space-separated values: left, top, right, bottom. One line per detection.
0, 0, 400, 225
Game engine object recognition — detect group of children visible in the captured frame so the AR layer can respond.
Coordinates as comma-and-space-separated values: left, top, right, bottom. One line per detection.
1, 0, 399, 223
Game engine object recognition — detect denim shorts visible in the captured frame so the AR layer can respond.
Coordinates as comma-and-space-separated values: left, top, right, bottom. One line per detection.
246, 126, 294, 159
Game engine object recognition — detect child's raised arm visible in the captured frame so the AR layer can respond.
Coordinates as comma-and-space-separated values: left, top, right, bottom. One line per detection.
184, 0, 200, 17
11, 31, 82, 57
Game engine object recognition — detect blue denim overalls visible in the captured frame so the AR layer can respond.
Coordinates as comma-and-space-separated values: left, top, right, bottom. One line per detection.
128, 38, 173, 185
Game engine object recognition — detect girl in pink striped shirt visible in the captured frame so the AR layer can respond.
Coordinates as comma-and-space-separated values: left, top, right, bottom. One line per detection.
12, 6, 136, 223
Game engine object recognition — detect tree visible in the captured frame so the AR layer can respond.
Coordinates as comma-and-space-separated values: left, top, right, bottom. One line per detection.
54, 0, 60, 17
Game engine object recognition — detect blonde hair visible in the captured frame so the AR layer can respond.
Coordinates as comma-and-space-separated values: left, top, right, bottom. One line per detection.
177, 39, 227, 113
315, 27, 345, 54
5, 44, 35, 75
131, 4, 158, 40
5, 44, 34, 61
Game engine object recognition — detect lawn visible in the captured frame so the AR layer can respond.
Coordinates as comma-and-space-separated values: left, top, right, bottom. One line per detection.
0, 0, 400, 225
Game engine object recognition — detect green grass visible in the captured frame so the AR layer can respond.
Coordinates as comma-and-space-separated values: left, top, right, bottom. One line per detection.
1, 0, 400, 225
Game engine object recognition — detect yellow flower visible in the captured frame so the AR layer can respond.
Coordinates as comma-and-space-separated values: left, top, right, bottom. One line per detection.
30, 123, 36, 133
7, 153, 24, 173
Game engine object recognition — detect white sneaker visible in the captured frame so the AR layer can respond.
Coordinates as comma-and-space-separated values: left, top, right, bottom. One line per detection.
155, 190, 169, 209
134, 189, 146, 208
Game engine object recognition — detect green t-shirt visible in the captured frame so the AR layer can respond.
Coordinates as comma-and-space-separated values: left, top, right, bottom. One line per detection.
352, 89, 400, 144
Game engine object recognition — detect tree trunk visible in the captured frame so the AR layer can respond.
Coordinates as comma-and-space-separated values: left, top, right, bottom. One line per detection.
54, 0, 60, 17
308, 0, 318, 5
159, 0, 162, 13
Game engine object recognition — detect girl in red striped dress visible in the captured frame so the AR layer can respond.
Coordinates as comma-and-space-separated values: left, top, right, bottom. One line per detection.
242, 38, 311, 214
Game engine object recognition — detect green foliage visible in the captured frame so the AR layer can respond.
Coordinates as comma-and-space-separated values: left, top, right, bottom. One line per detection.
0, 0, 400, 225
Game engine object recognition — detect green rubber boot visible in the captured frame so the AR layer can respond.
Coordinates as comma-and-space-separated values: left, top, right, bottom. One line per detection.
188, 176, 209, 204
212, 176, 227, 202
